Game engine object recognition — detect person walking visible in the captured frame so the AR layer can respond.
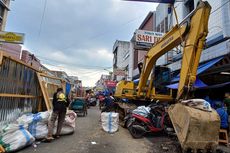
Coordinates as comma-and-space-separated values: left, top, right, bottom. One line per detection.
46, 88, 70, 141
101, 93, 115, 112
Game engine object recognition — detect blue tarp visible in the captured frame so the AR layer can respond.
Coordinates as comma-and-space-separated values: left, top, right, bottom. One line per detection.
66, 83, 71, 95
172, 57, 223, 82
166, 78, 207, 89
133, 79, 139, 84
124, 0, 175, 4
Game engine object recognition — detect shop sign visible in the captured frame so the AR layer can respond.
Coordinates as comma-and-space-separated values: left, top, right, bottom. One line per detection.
114, 69, 126, 76
0, 31, 25, 44
135, 30, 163, 44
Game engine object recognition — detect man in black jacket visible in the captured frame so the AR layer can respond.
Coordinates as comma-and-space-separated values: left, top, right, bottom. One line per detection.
47, 88, 70, 141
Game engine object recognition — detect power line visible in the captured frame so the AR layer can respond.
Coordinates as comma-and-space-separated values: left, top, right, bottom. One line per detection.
211, 0, 230, 15
37, 55, 112, 69
59, 13, 148, 51
37, 0, 48, 41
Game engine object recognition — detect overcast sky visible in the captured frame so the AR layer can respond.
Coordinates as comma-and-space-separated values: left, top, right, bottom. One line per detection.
6, 0, 157, 87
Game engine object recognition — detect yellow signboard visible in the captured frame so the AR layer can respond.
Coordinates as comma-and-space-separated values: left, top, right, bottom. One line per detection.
0, 31, 24, 44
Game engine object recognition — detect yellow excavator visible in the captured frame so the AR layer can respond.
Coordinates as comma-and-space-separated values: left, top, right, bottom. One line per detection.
114, 1, 220, 152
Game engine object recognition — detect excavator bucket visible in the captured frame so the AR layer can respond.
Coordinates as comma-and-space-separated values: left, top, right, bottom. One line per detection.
168, 103, 220, 151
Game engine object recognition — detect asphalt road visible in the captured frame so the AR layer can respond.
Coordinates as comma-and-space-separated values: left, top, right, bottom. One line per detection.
18, 107, 230, 153
18, 106, 230, 153
18, 106, 159, 153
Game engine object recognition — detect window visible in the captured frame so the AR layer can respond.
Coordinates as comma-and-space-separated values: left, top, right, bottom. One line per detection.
185, 0, 194, 13
0, 4, 4, 18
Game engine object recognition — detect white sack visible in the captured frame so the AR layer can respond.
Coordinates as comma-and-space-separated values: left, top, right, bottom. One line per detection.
0, 124, 35, 152
132, 106, 150, 117
17, 111, 50, 125
101, 112, 119, 133
53, 125, 74, 135
53, 110, 77, 135
181, 99, 212, 112
17, 111, 50, 139
28, 122, 48, 139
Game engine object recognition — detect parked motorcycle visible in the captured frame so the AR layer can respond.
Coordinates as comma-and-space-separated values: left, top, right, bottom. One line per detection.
124, 102, 173, 138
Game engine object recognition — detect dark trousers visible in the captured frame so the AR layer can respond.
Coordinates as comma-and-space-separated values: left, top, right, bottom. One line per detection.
101, 104, 115, 113
48, 110, 66, 137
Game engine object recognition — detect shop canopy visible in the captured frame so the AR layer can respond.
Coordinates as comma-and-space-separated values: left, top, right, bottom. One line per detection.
166, 78, 207, 89
172, 57, 223, 82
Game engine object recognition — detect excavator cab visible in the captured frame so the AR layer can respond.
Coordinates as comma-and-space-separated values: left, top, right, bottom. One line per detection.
114, 65, 172, 100
154, 66, 171, 95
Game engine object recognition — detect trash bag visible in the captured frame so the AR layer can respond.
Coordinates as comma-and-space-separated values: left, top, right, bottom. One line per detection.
53, 110, 77, 135
101, 112, 119, 133
17, 111, 50, 139
132, 106, 150, 117
0, 124, 35, 152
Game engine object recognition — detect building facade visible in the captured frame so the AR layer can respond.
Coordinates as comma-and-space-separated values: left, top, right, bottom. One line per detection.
0, 43, 21, 59
167, 0, 230, 72
113, 40, 131, 81
21, 50, 41, 70
0, 0, 10, 30
131, 11, 156, 80
95, 74, 116, 95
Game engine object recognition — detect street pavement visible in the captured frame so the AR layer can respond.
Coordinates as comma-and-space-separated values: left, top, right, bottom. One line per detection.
17, 106, 230, 153
18, 106, 157, 153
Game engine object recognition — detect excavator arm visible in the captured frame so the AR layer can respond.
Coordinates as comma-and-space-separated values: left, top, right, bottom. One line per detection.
114, 1, 211, 102
176, 1, 211, 100
137, 1, 211, 100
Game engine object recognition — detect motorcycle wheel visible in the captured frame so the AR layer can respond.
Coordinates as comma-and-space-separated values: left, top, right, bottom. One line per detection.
128, 121, 145, 139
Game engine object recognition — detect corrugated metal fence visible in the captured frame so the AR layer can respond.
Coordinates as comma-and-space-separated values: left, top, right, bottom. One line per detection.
0, 52, 44, 126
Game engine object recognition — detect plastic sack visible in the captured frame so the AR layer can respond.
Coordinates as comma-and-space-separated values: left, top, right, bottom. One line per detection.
53, 110, 77, 135
181, 99, 212, 112
53, 125, 74, 135
64, 110, 77, 128
17, 111, 50, 139
0, 124, 35, 152
101, 112, 119, 133
28, 122, 48, 139
17, 111, 50, 125
132, 106, 150, 117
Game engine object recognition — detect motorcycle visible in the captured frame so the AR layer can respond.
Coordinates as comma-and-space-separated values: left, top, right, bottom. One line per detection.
124, 102, 173, 138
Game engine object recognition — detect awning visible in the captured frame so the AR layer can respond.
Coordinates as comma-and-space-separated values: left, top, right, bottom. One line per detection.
167, 78, 207, 89
199, 81, 230, 89
172, 57, 223, 82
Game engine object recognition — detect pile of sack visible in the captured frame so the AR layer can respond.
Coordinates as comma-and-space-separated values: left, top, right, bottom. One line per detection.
0, 110, 77, 152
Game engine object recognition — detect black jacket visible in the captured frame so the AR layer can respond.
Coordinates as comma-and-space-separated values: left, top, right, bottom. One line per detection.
52, 92, 70, 112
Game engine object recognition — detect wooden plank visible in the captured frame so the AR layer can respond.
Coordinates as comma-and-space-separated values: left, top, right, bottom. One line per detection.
0, 93, 38, 98
42, 81, 52, 110
38, 72, 64, 81
0, 51, 39, 71
0, 51, 3, 65
37, 72, 51, 111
